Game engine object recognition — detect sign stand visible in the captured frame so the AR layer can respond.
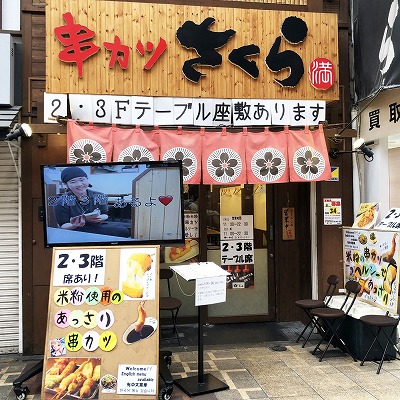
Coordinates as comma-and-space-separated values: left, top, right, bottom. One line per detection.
174, 305, 228, 396
171, 262, 229, 397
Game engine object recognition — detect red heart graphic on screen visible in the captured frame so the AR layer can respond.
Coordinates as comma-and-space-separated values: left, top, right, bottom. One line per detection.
158, 195, 173, 206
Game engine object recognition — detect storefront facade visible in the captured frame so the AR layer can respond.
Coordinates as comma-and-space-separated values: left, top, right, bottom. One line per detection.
347, 0, 400, 244
8, 0, 356, 356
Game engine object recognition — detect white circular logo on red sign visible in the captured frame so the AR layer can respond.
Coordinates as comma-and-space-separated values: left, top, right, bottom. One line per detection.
309, 57, 334, 90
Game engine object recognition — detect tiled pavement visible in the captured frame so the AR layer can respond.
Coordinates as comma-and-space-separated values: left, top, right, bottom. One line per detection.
2, 322, 400, 399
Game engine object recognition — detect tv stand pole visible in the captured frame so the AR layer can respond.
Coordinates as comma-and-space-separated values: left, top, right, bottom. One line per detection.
174, 304, 229, 396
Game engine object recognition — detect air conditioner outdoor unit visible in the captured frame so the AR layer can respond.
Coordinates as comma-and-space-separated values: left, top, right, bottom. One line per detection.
0, 33, 14, 106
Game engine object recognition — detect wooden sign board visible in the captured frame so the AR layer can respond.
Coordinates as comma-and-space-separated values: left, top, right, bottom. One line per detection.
343, 228, 399, 313
282, 207, 295, 240
41, 246, 160, 399
46, 0, 339, 101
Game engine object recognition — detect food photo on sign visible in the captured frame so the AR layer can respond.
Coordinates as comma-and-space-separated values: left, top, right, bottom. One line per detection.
119, 250, 156, 300
352, 202, 380, 229
122, 300, 158, 345
164, 239, 200, 263
43, 357, 101, 399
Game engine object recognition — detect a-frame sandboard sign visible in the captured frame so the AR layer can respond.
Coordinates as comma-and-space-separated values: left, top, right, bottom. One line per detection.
41, 245, 159, 399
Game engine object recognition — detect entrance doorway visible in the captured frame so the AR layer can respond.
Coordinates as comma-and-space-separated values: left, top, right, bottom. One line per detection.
183, 182, 311, 324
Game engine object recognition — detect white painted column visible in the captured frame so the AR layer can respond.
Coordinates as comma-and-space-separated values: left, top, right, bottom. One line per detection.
363, 137, 390, 217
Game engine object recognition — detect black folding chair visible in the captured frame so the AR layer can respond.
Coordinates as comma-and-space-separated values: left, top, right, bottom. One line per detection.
359, 313, 400, 374
295, 274, 339, 347
310, 279, 361, 362
159, 268, 182, 345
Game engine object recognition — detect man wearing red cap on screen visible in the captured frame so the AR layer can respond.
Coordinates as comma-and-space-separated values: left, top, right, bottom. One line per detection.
54, 166, 130, 237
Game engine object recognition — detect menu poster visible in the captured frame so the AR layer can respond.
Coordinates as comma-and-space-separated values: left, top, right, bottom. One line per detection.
343, 228, 399, 312
220, 215, 254, 240
352, 202, 380, 229
323, 198, 342, 226
220, 216, 254, 289
42, 246, 160, 400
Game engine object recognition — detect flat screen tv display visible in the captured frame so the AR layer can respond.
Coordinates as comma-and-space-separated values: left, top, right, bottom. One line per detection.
41, 161, 185, 248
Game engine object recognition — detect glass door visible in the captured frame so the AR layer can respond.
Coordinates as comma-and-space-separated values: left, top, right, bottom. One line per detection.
203, 184, 273, 320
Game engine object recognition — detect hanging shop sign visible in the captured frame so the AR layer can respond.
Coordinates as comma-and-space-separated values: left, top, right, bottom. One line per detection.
42, 246, 160, 399
343, 228, 399, 313
183, 213, 199, 240
163, 211, 200, 265
46, 1, 339, 101
282, 207, 295, 240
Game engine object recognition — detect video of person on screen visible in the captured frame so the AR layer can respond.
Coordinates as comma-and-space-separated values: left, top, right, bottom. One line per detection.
41, 162, 184, 247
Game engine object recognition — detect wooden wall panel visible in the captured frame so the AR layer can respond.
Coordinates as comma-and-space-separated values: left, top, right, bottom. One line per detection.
46, 1, 338, 100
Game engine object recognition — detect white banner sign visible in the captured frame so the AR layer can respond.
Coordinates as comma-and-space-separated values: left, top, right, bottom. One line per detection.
44, 92, 325, 127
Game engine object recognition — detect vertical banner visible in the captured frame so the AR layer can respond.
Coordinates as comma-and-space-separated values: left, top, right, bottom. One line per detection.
282, 207, 295, 240
41, 246, 160, 399
220, 215, 254, 289
67, 120, 113, 163
352, 0, 400, 102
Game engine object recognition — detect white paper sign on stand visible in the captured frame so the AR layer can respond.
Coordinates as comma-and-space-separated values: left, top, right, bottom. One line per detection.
195, 276, 227, 306
171, 262, 230, 397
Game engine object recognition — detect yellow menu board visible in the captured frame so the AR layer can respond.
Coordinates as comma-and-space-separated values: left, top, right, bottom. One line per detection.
41, 246, 159, 399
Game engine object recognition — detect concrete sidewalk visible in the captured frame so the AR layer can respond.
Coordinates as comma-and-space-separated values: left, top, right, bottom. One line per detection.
2, 323, 400, 399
